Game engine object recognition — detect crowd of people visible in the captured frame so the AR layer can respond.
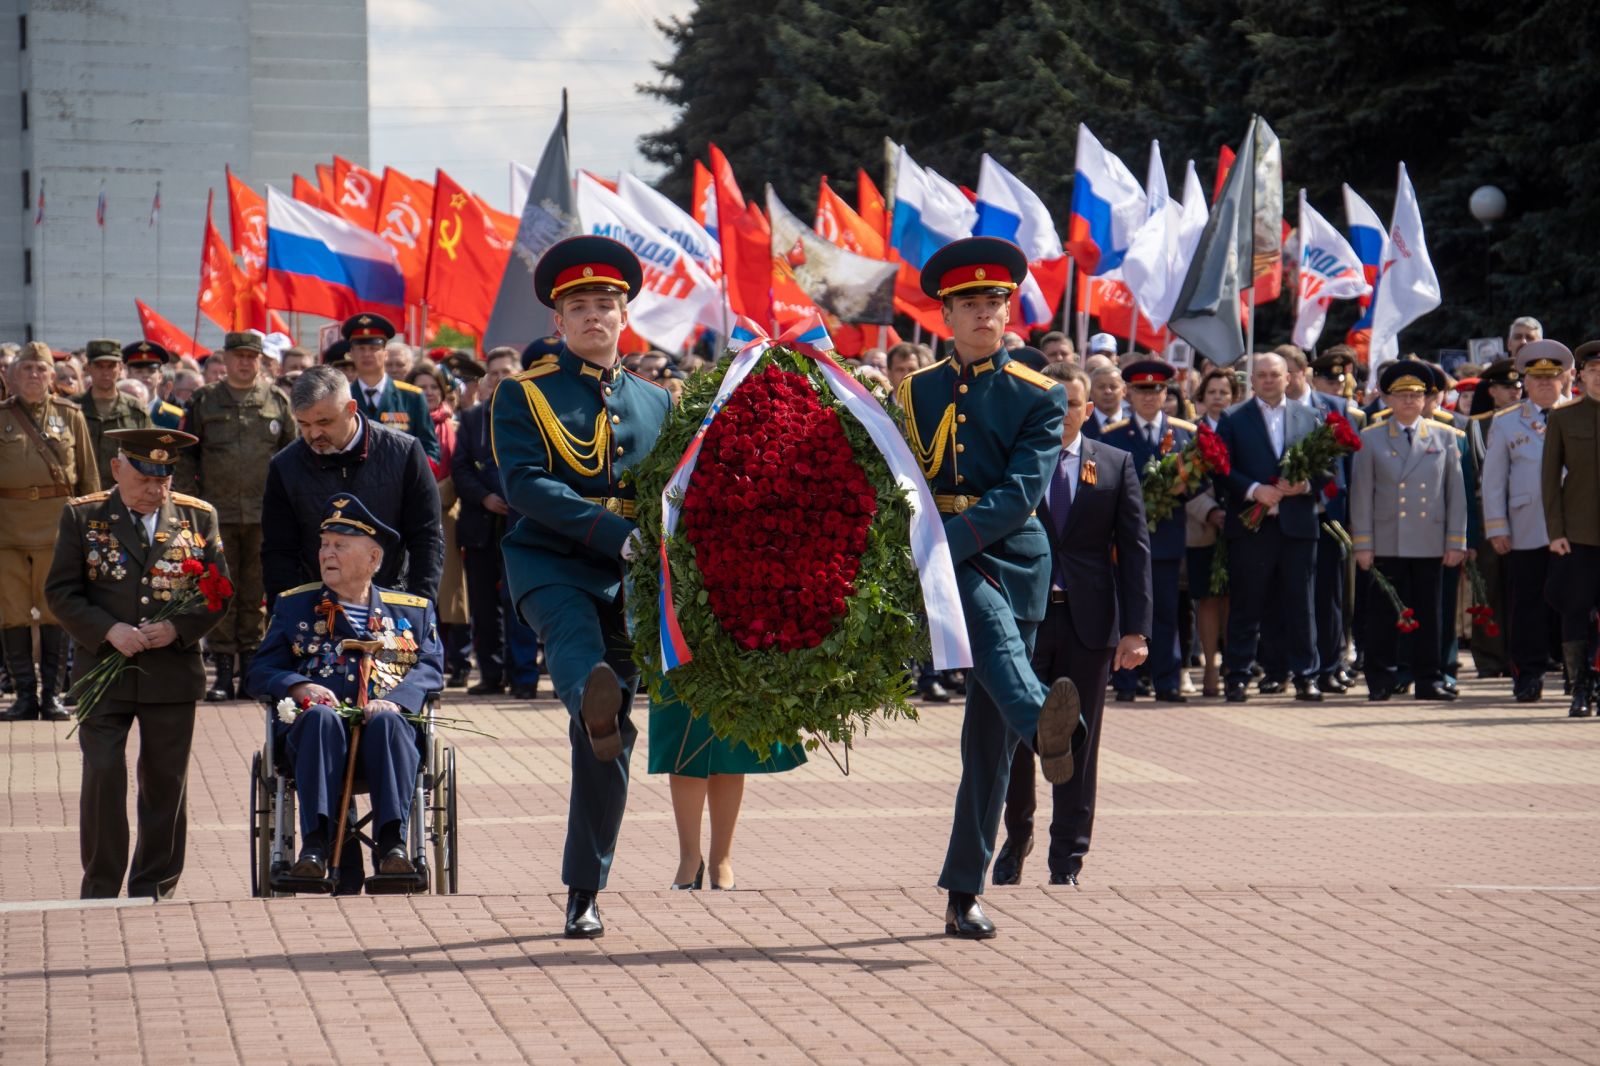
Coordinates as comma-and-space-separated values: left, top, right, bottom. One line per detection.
3, 232, 1595, 940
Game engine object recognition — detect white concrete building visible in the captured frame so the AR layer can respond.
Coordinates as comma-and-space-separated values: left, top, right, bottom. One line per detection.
1, 0, 368, 348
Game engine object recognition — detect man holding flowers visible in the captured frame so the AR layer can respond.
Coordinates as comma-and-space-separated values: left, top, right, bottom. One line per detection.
45, 428, 232, 899
896, 236, 1085, 940
491, 236, 671, 939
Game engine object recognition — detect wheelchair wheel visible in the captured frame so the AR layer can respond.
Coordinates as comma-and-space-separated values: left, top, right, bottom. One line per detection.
446, 746, 458, 894
430, 741, 458, 895
250, 751, 271, 898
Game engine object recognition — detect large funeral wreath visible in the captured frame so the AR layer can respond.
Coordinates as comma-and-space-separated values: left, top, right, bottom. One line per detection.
629, 346, 929, 758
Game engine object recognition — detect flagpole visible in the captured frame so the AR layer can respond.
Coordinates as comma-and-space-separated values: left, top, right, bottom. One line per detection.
154, 182, 162, 316
36, 179, 45, 342
194, 189, 211, 352
1061, 258, 1075, 334
100, 181, 108, 334
1245, 287, 1257, 357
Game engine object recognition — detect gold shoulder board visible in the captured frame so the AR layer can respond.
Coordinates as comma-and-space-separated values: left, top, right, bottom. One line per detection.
171, 492, 216, 511
513, 364, 560, 382
378, 590, 430, 608
1168, 417, 1197, 432
393, 380, 423, 394
70, 490, 111, 506
278, 581, 322, 598
1002, 361, 1055, 389
1103, 419, 1130, 433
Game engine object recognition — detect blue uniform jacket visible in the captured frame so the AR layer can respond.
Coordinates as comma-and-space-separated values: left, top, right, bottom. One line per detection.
491, 346, 672, 606
450, 402, 505, 551
1099, 412, 1196, 561
896, 348, 1066, 623
250, 582, 445, 744
357, 377, 440, 461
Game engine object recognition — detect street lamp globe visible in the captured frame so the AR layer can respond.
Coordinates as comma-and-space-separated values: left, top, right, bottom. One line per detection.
1469, 185, 1507, 228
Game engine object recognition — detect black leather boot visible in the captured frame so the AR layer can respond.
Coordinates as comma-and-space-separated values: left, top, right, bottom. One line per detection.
205, 654, 235, 703
944, 892, 997, 939
0, 628, 39, 722
1564, 642, 1593, 718
235, 651, 254, 700
36, 626, 70, 721
564, 889, 604, 938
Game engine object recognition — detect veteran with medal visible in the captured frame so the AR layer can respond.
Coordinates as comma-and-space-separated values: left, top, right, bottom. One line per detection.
345, 314, 439, 461
248, 495, 444, 885
0, 341, 100, 722
44, 428, 231, 898
896, 236, 1086, 940
491, 236, 671, 939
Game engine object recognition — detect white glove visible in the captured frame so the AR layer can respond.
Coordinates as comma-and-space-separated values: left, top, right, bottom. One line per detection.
620, 530, 643, 562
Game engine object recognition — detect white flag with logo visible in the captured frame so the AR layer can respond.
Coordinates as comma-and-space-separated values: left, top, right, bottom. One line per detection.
1292, 191, 1372, 349
1367, 162, 1441, 364
575, 172, 718, 350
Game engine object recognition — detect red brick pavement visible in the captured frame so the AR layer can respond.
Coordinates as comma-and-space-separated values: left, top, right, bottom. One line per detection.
2, 672, 1599, 1064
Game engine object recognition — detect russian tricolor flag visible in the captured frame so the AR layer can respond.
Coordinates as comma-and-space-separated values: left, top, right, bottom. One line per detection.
265, 186, 405, 323
1341, 184, 1386, 334
974, 154, 1067, 326
1066, 124, 1146, 277
888, 144, 976, 269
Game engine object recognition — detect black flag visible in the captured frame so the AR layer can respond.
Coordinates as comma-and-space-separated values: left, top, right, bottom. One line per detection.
1167, 116, 1257, 367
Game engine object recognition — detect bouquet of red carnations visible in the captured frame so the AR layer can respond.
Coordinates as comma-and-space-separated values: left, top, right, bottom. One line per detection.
1140, 423, 1231, 532
1368, 566, 1421, 633
1242, 409, 1362, 531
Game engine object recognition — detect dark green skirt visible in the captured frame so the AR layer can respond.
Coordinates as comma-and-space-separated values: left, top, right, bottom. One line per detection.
646, 680, 808, 778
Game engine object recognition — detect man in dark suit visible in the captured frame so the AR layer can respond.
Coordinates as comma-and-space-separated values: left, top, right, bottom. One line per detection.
993, 362, 1152, 887
452, 348, 542, 698
1217, 352, 1328, 702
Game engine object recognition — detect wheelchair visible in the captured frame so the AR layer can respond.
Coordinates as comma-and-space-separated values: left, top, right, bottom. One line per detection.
249, 693, 459, 896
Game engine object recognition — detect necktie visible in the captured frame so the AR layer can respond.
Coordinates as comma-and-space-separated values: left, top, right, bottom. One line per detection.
132, 512, 149, 547
1049, 453, 1073, 535
1147, 423, 1158, 447
365, 386, 379, 409
1404, 426, 1413, 445
1540, 408, 1549, 425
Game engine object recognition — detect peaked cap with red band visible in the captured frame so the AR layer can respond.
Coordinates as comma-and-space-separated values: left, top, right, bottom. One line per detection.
533, 235, 644, 309
1120, 358, 1176, 386
919, 236, 1028, 301
340, 312, 397, 343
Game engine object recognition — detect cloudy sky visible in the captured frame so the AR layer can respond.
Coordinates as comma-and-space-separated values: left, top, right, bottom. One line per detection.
368, 0, 696, 213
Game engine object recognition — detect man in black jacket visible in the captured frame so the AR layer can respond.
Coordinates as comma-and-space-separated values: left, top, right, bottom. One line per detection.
261, 366, 442, 609
993, 362, 1153, 887
451, 348, 542, 698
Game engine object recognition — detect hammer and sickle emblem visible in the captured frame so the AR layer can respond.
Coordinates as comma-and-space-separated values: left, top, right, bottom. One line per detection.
437, 215, 465, 261
380, 199, 422, 250
342, 171, 373, 210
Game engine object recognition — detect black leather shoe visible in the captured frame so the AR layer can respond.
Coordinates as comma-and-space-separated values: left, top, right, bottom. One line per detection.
1441, 677, 1459, 694
1135, 677, 1155, 697
1415, 682, 1458, 701
510, 682, 540, 700
290, 844, 328, 880
1153, 690, 1187, 704
917, 678, 951, 703
1293, 677, 1323, 702
1224, 680, 1248, 703
1258, 677, 1287, 695
0, 693, 40, 722
1367, 689, 1392, 702
944, 892, 996, 939
1318, 672, 1350, 694
377, 845, 415, 875
1049, 871, 1079, 886
446, 666, 471, 689
466, 678, 506, 696
581, 663, 625, 761
991, 835, 1032, 886
1113, 689, 1138, 703
1513, 676, 1543, 703
565, 889, 604, 938
1036, 677, 1083, 786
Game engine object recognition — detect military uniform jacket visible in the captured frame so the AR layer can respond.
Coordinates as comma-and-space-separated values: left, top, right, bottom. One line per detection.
175, 378, 297, 524
1481, 400, 1552, 550
79, 391, 152, 487
1541, 395, 1600, 547
1349, 418, 1467, 558
251, 582, 444, 741
492, 348, 671, 606
0, 395, 100, 548
355, 377, 439, 461
1099, 412, 1195, 561
44, 489, 231, 703
150, 397, 185, 431
896, 348, 1066, 623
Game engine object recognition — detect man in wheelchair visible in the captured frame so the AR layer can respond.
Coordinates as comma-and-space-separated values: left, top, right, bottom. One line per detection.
248, 494, 443, 883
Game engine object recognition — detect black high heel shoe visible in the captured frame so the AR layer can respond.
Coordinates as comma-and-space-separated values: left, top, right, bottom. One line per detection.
671, 859, 704, 890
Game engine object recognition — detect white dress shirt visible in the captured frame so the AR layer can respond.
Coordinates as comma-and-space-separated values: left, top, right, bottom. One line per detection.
359, 373, 391, 410
1135, 414, 1163, 447
1247, 397, 1289, 502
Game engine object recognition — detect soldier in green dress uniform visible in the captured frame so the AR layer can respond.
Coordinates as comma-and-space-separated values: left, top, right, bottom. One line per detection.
895, 237, 1083, 940
78, 339, 153, 488
491, 236, 672, 939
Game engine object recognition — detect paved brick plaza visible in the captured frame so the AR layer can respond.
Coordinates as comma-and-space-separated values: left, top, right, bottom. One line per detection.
3, 674, 1598, 1065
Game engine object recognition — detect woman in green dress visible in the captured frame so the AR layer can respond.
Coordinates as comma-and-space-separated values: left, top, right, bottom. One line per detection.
649, 680, 806, 890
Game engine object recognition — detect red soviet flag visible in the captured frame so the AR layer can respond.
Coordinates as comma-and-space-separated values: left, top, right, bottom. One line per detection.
332, 156, 382, 230
137, 299, 210, 360
292, 173, 334, 213
709, 144, 771, 329
198, 195, 237, 331
374, 167, 435, 307
226, 168, 267, 287
423, 170, 514, 336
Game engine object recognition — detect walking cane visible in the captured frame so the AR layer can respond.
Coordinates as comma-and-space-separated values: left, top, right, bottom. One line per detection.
329, 638, 386, 873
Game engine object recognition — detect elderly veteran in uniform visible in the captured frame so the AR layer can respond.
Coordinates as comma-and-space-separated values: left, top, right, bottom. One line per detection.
0, 342, 100, 722
1099, 359, 1194, 703
1350, 361, 1468, 701
896, 236, 1083, 940
45, 428, 230, 898
1542, 340, 1600, 716
1482, 341, 1570, 703
77, 339, 153, 487
124, 342, 186, 429
491, 235, 671, 939
248, 495, 444, 881
176, 330, 297, 702
343, 314, 439, 461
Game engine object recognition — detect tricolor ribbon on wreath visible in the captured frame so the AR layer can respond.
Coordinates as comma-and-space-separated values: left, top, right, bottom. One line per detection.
657, 313, 971, 672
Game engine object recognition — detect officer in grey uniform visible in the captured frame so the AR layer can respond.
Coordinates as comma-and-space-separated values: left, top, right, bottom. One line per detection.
1350, 360, 1468, 701
1481, 340, 1571, 702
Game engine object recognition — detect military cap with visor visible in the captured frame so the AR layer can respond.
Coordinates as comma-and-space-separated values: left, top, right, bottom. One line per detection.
1379, 359, 1433, 395
533, 235, 643, 309
106, 427, 197, 477
918, 236, 1027, 301
1514, 339, 1573, 378
123, 340, 171, 367
320, 493, 399, 553
340, 313, 397, 344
